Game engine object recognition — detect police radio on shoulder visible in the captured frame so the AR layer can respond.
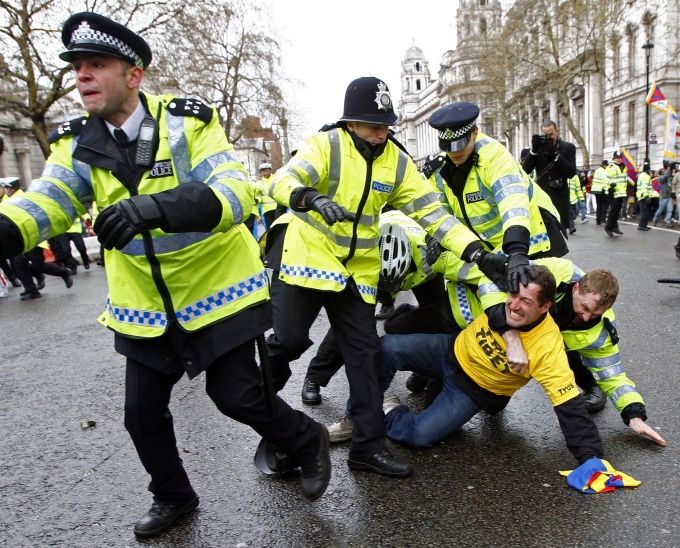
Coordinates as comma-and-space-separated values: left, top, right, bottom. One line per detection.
135, 116, 158, 168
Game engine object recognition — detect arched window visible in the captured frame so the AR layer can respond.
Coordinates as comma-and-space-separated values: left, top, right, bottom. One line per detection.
415, 62, 420, 71
416, 79, 421, 91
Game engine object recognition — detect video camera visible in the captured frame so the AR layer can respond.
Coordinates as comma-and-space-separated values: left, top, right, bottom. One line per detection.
537, 134, 552, 147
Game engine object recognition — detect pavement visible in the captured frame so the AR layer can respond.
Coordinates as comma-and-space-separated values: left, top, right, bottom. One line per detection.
1, 217, 680, 547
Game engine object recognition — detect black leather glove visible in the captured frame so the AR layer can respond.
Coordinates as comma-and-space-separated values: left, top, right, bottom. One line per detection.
307, 193, 355, 225
506, 251, 532, 293
474, 250, 508, 290
94, 194, 164, 250
424, 234, 443, 266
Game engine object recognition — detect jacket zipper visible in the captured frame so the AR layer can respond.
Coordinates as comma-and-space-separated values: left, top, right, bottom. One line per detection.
342, 157, 373, 267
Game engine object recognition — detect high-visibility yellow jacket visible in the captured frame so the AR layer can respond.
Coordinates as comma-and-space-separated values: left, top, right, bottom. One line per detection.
268, 128, 479, 304
0, 92, 267, 337
568, 175, 584, 205
606, 163, 628, 199
251, 175, 278, 219
428, 132, 561, 256
636, 172, 652, 200
477, 257, 644, 415
590, 166, 609, 193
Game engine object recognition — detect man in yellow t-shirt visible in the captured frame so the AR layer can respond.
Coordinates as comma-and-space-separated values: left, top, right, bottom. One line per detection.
377, 265, 605, 466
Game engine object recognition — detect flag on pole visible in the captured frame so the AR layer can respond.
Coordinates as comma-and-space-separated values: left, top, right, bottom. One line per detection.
646, 81, 670, 112
663, 106, 680, 159
620, 147, 638, 182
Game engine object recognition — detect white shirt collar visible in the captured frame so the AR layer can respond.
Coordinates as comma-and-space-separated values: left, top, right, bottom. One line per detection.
105, 100, 147, 142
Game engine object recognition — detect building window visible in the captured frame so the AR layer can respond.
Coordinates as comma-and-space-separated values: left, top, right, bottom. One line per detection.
613, 105, 620, 142
480, 0, 487, 5
628, 101, 635, 137
415, 62, 420, 72
480, 19, 487, 35
416, 79, 421, 91
463, 66, 471, 80
628, 30, 637, 77
612, 41, 621, 83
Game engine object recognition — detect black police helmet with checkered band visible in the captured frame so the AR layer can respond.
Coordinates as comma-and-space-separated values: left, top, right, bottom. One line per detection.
429, 102, 480, 152
338, 77, 398, 126
60, 12, 152, 69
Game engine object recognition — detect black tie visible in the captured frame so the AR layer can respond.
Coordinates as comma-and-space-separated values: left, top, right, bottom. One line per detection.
114, 128, 128, 144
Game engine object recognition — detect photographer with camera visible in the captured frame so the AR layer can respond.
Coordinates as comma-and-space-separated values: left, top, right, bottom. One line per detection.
521, 120, 577, 234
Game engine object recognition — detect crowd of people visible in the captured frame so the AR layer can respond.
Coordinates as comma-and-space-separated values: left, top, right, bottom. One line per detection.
0, 11, 669, 541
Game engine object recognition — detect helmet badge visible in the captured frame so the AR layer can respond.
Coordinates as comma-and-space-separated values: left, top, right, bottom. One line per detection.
374, 81, 392, 112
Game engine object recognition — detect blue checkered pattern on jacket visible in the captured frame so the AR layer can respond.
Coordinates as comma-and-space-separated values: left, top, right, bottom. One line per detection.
107, 300, 168, 327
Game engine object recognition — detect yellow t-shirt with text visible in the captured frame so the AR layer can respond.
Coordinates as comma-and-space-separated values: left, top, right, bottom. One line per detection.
454, 313, 578, 406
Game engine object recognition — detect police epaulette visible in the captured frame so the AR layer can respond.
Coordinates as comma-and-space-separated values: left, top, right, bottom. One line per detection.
48, 116, 88, 144
166, 98, 213, 124
421, 154, 445, 178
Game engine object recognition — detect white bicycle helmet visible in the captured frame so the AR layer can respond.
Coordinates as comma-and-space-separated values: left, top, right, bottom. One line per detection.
378, 223, 411, 286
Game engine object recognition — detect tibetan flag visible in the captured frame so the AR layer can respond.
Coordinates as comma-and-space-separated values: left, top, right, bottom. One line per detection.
663, 106, 679, 159
646, 81, 670, 112
620, 147, 638, 182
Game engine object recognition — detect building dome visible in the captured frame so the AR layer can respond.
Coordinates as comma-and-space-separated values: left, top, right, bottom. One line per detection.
404, 45, 425, 61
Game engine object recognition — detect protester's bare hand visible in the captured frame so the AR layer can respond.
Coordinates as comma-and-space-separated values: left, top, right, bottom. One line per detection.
502, 329, 528, 374
629, 418, 667, 446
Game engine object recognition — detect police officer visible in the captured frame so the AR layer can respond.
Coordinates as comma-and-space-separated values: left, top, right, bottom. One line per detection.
255, 162, 279, 229
591, 160, 609, 225
265, 78, 491, 477
0, 13, 330, 538
423, 102, 568, 298
637, 162, 653, 231
521, 120, 577, 233
604, 151, 627, 236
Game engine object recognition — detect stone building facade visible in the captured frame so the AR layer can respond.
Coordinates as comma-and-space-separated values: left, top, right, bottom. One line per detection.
395, 0, 680, 171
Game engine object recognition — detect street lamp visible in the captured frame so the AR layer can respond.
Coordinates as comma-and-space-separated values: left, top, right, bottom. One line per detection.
642, 39, 655, 167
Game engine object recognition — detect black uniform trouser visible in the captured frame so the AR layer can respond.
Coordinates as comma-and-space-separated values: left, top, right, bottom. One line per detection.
124, 338, 321, 504
266, 272, 383, 456
65, 232, 90, 265
594, 193, 608, 224
11, 247, 69, 291
638, 197, 651, 228
305, 275, 446, 388
605, 197, 624, 231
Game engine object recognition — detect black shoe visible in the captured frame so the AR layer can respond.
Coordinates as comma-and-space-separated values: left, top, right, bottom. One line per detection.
62, 271, 74, 288
20, 290, 41, 300
596, 221, 602, 225
301, 377, 322, 405
83, 260, 91, 270
637, 226, 650, 231
300, 426, 331, 500
375, 303, 395, 320
612, 228, 623, 235
569, 228, 576, 234
347, 448, 412, 478
133, 495, 199, 538
405, 372, 428, 393
68, 266, 78, 275
583, 385, 606, 413
675, 245, 680, 260
36, 275, 45, 290
605, 228, 614, 236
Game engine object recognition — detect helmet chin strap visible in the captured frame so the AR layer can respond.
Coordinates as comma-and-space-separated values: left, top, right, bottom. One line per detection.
347, 129, 388, 160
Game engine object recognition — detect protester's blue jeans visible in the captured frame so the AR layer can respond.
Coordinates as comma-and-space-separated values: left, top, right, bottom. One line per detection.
377, 333, 481, 448
654, 197, 673, 223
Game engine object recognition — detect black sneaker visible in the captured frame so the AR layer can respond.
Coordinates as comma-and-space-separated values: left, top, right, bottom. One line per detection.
20, 290, 41, 301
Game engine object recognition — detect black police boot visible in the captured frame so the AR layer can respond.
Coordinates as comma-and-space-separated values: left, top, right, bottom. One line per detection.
583, 385, 606, 413
299, 426, 331, 500
301, 377, 322, 405
347, 448, 412, 478
20, 290, 41, 301
405, 372, 428, 393
36, 274, 46, 290
62, 271, 74, 288
133, 495, 199, 538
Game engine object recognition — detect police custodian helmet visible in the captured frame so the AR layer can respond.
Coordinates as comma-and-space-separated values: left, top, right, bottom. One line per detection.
59, 12, 152, 69
338, 77, 398, 126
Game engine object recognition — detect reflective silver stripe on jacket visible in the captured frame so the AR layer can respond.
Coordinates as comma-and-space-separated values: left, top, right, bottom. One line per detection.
478, 281, 502, 296
9, 198, 51, 241
501, 207, 530, 224
609, 384, 640, 403
120, 232, 214, 255
491, 174, 525, 197
41, 163, 94, 204
208, 172, 246, 224
400, 192, 440, 216
392, 150, 408, 193
106, 298, 168, 327
27, 180, 78, 221
474, 138, 493, 151
326, 129, 342, 199
192, 151, 243, 182
166, 113, 191, 183
428, 215, 459, 242
590, 363, 626, 380
468, 209, 499, 226
292, 212, 378, 249
175, 270, 268, 322
584, 325, 614, 350
419, 248, 434, 278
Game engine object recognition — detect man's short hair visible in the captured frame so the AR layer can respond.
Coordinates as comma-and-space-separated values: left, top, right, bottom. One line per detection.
528, 265, 556, 305
541, 119, 558, 130
578, 269, 618, 309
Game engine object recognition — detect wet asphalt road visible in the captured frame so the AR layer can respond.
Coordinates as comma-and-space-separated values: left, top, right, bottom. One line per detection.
1, 216, 680, 547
